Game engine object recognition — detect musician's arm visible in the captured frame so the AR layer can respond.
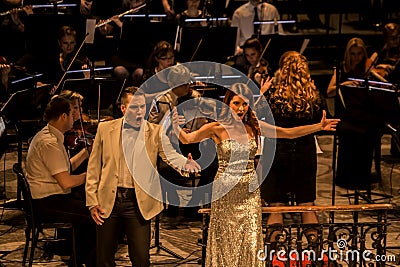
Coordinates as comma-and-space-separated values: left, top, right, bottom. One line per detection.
327, 69, 337, 97
162, 0, 174, 16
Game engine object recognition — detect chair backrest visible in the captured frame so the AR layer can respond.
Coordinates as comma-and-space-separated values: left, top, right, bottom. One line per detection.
12, 163, 35, 228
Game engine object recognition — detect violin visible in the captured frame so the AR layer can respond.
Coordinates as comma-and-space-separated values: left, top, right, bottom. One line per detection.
249, 58, 270, 80
64, 120, 95, 156
0, 55, 26, 72
249, 39, 272, 85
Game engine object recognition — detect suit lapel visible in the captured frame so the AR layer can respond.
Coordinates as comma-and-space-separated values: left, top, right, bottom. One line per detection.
110, 118, 123, 173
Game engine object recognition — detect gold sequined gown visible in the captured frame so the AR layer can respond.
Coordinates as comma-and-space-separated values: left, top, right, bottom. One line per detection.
206, 138, 263, 267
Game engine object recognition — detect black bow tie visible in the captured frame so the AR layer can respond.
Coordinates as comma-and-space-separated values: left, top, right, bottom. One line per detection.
123, 123, 140, 131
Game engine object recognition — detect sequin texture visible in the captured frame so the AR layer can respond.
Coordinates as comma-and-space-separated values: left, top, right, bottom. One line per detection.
206, 138, 263, 267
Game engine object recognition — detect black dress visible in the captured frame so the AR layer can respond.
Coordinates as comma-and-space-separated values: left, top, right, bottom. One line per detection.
261, 87, 324, 204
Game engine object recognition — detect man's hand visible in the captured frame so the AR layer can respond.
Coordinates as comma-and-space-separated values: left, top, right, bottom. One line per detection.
163, 3, 174, 17
320, 110, 340, 131
183, 153, 201, 175
80, 0, 92, 15
90, 205, 105, 225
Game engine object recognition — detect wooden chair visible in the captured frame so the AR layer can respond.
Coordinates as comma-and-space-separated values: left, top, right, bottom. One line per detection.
12, 163, 77, 267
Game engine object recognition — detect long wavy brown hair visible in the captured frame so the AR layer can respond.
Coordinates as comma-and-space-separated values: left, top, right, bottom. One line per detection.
270, 51, 320, 117
222, 83, 261, 144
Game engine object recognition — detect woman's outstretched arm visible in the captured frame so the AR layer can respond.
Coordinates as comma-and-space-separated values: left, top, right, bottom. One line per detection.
259, 110, 339, 139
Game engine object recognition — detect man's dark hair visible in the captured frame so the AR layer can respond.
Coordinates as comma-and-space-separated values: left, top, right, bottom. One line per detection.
241, 37, 262, 53
120, 86, 145, 105
59, 90, 84, 102
43, 96, 71, 122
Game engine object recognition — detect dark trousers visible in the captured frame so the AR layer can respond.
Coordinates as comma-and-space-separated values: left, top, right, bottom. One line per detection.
97, 188, 151, 267
33, 194, 96, 266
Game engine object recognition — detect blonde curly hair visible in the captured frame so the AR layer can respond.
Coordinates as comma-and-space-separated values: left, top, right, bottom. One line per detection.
270, 51, 320, 117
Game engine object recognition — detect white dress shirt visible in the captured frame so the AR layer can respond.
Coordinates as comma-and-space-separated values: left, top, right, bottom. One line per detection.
231, 2, 284, 47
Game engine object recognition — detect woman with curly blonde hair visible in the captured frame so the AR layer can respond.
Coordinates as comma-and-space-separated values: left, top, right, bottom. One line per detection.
261, 51, 325, 243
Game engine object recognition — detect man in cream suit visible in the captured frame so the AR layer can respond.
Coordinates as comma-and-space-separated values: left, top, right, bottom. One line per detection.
86, 86, 200, 266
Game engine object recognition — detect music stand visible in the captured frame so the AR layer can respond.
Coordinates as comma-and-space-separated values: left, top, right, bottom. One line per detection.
334, 82, 399, 203
9, 72, 44, 94
178, 26, 237, 63
62, 78, 125, 120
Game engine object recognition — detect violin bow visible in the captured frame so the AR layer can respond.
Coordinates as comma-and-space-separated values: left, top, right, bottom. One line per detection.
299, 38, 310, 55
256, 38, 271, 68
77, 98, 90, 152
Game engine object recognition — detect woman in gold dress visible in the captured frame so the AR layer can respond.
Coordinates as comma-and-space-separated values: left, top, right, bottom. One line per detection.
173, 82, 338, 266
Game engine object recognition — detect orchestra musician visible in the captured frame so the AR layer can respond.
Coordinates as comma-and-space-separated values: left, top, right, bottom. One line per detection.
327, 37, 373, 98
142, 40, 176, 87
106, 1, 146, 87
25, 95, 96, 266
1, 0, 33, 32
159, 0, 185, 20
226, 37, 271, 87
230, 0, 283, 55
59, 90, 92, 202
175, 0, 208, 27
374, 22, 400, 85
327, 37, 381, 189
147, 64, 214, 218
59, 90, 91, 165
0, 0, 32, 82
374, 22, 400, 156
40, 26, 90, 88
